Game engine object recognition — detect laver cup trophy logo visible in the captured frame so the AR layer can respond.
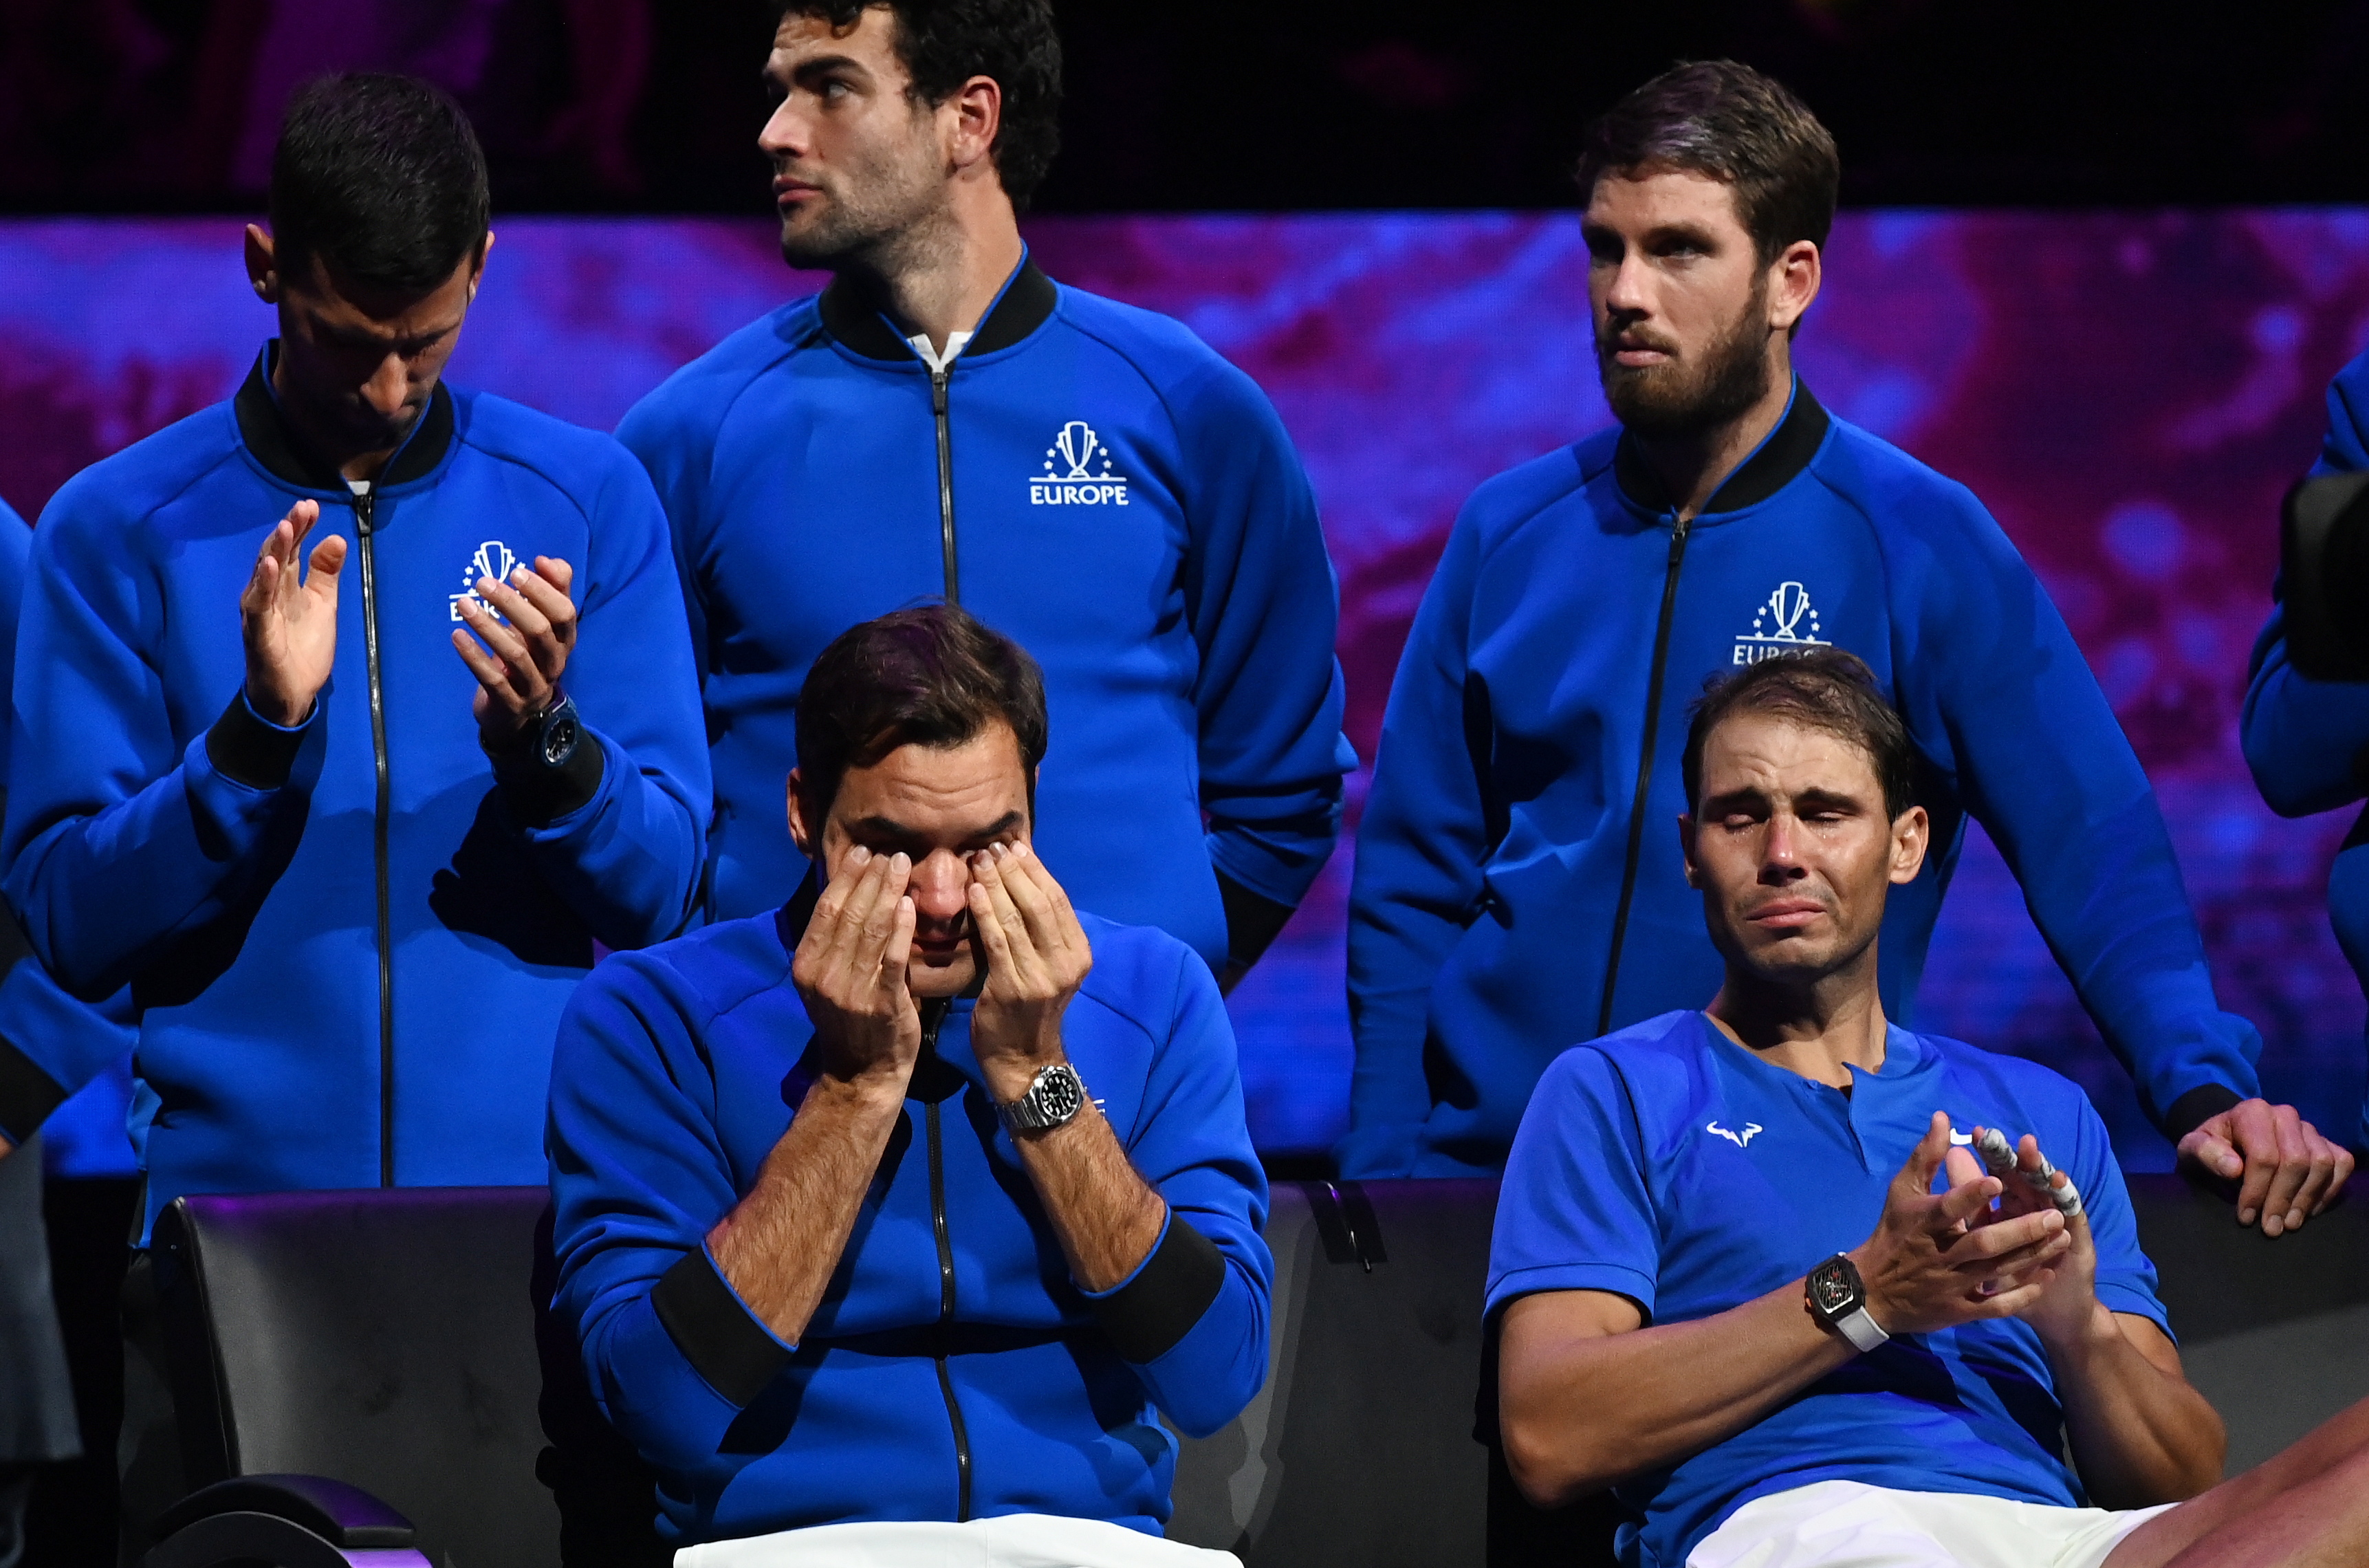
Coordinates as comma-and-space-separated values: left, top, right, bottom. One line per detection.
1732, 579, 1831, 665
1031, 420, 1130, 507
450, 540, 520, 621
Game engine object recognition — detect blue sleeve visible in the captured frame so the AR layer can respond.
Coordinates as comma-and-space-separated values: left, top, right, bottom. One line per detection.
547, 955, 783, 1474
1890, 489, 2261, 1133
1173, 361, 1356, 913
1, 491, 314, 999
1340, 510, 1490, 1177
1098, 944, 1273, 1437
614, 372, 718, 697
511, 448, 709, 949
2241, 353, 2369, 818
1487, 1046, 1659, 1322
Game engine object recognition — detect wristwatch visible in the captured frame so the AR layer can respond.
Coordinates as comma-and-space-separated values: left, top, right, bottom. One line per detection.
1805, 1254, 1890, 1352
998, 1062, 1088, 1135
526, 693, 582, 770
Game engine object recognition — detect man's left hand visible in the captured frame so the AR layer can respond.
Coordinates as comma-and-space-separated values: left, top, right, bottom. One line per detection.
966, 842, 1093, 1100
451, 556, 579, 751
2175, 1099, 2354, 1236
1951, 1131, 2099, 1349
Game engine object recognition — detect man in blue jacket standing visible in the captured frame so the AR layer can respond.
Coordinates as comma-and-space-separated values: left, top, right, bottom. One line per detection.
617, 1, 1353, 987
2242, 347, 2369, 1154
549, 606, 1267, 1563
1344, 61, 2350, 1232
0, 74, 709, 1544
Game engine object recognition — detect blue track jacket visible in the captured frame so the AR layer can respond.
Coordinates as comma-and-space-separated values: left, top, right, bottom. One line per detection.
2242, 346, 2369, 1145
1, 347, 710, 1235
0, 498, 137, 1151
615, 256, 1355, 970
548, 889, 1271, 1545
1346, 382, 2261, 1177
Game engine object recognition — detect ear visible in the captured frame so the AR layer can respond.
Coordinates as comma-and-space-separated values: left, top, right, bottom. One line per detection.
1767, 239, 1822, 334
244, 224, 281, 304
1678, 812, 1701, 888
786, 769, 816, 858
1887, 803, 1930, 886
945, 73, 1003, 175
467, 230, 494, 302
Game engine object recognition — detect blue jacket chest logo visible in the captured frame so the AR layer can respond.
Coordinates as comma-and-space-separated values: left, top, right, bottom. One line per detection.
1732, 579, 1831, 666
1031, 420, 1130, 507
450, 540, 518, 622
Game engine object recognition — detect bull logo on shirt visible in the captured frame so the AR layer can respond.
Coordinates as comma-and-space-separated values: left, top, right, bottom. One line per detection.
1732, 580, 1831, 665
449, 540, 518, 622
1705, 1120, 1765, 1148
1031, 420, 1130, 508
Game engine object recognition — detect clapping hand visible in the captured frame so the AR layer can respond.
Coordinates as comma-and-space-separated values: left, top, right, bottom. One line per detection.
1948, 1128, 2099, 1347
791, 846, 922, 1089
451, 556, 579, 751
965, 842, 1093, 1098
1850, 1113, 2071, 1336
241, 499, 347, 727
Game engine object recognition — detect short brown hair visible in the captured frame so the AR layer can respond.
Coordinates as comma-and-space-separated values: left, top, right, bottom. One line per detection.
1681, 649, 1913, 819
1575, 60, 1839, 267
795, 602, 1049, 821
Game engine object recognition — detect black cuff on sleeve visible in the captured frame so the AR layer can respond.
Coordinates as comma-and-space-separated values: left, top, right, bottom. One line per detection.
1217, 873, 1295, 969
492, 732, 605, 828
2165, 1083, 2247, 1143
1090, 1211, 1227, 1364
0, 1030, 68, 1148
651, 1248, 792, 1408
206, 690, 307, 790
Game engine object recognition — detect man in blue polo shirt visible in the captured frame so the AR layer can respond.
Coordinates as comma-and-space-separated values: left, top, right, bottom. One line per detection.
617, 0, 1353, 986
1492, 650, 2369, 1568
1344, 59, 2349, 1234
549, 605, 1266, 1563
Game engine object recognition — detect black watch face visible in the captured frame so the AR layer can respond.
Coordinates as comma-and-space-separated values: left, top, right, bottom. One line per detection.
541, 712, 579, 767
1035, 1067, 1085, 1123
1807, 1259, 1857, 1316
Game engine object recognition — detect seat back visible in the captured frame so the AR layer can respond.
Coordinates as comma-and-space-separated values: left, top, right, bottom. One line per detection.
1170, 1179, 1500, 1567
153, 1187, 560, 1568
2127, 1172, 2369, 1473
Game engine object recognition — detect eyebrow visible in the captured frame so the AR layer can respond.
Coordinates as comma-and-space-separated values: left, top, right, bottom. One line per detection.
1700, 786, 1869, 816
844, 809, 1025, 847
766, 51, 867, 87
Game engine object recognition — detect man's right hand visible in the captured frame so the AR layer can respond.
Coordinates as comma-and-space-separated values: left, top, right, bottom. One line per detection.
790, 846, 922, 1089
1850, 1111, 2072, 1336
240, 499, 347, 727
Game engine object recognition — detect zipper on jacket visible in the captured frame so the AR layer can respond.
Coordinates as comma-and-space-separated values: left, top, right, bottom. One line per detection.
920, 1003, 972, 1521
930, 368, 960, 605
353, 486, 396, 1187
1598, 514, 1694, 1038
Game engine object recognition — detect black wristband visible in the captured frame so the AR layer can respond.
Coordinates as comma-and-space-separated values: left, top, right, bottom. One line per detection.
206, 690, 309, 790
2165, 1082, 2245, 1144
651, 1248, 792, 1408
1089, 1211, 1227, 1364
490, 712, 604, 827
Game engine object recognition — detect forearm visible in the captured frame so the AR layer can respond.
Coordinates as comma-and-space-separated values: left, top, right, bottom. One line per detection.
706, 1072, 907, 1344
2048, 1309, 2225, 1507
1004, 1095, 1167, 1292
1500, 1281, 1856, 1505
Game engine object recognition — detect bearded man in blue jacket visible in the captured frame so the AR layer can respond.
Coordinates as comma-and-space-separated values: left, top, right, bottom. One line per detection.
0, 74, 709, 1236
1344, 60, 2350, 1232
2241, 347, 2369, 1154
549, 605, 1267, 1564
616, 0, 1353, 988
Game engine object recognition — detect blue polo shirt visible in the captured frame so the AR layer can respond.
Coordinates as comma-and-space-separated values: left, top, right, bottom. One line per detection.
1488, 1010, 2168, 1568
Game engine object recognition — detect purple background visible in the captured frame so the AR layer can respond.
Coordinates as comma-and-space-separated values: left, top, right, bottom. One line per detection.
6, 212, 2365, 1168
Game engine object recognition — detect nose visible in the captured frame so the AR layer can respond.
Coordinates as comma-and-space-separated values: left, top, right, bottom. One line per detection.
360, 354, 408, 420
1600, 249, 1651, 323
758, 94, 808, 163
908, 849, 971, 926
1759, 815, 1807, 882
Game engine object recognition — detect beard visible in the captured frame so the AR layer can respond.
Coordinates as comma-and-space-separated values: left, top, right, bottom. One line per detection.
775, 140, 944, 274
1598, 280, 1776, 439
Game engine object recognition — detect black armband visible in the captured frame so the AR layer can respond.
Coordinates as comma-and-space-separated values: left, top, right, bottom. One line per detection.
1089, 1211, 1227, 1364
651, 1248, 792, 1407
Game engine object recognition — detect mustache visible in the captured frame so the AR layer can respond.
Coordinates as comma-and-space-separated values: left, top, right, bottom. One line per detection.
1596, 321, 1682, 364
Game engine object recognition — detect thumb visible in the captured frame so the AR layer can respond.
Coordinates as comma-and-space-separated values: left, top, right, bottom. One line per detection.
305, 534, 348, 602
2176, 1126, 2244, 1182
1895, 1111, 1951, 1200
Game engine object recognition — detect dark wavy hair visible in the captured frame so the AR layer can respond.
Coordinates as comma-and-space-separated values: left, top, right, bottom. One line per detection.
796, 602, 1049, 823
1682, 649, 1913, 820
785, 0, 1062, 208
269, 73, 490, 293
1575, 60, 1838, 267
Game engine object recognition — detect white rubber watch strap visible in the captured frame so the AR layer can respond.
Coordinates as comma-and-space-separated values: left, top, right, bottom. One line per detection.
1835, 1305, 1890, 1353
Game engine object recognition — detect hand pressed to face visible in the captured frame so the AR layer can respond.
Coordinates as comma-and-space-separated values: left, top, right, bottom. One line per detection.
966, 841, 1092, 1100
450, 556, 578, 750
1849, 1112, 2071, 1337
792, 844, 921, 1087
241, 498, 347, 728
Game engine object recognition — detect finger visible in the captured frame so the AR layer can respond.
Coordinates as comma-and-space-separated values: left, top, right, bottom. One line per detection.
967, 877, 1018, 977
455, 598, 547, 705
305, 534, 347, 604
2323, 1145, 2358, 1216
2176, 1127, 2245, 1184
475, 574, 554, 643
1943, 1146, 1985, 1193
285, 497, 322, 550
450, 627, 515, 695
805, 845, 873, 966
2229, 1102, 2278, 1226
244, 549, 281, 611
992, 842, 1064, 955
1968, 1225, 2072, 1282
831, 850, 895, 974
507, 566, 578, 639
880, 894, 916, 988
1005, 841, 1087, 961
972, 851, 1039, 979
2280, 1129, 2335, 1230
2258, 1107, 2313, 1237
533, 556, 575, 598
1933, 1170, 2005, 1230
854, 853, 911, 983
1899, 1112, 1952, 1199
1951, 1206, 2062, 1263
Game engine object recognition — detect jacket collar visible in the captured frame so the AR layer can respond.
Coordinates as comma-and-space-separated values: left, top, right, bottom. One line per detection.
1613, 379, 1831, 517
816, 257, 1059, 364
233, 342, 455, 492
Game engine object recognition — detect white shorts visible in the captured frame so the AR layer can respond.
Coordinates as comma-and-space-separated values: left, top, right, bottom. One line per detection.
673, 1514, 1243, 1568
1685, 1480, 2179, 1568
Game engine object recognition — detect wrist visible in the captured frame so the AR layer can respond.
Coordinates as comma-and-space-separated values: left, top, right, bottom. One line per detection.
2035, 1298, 2117, 1359
978, 1040, 1067, 1105
807, 1057, 913, 1111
